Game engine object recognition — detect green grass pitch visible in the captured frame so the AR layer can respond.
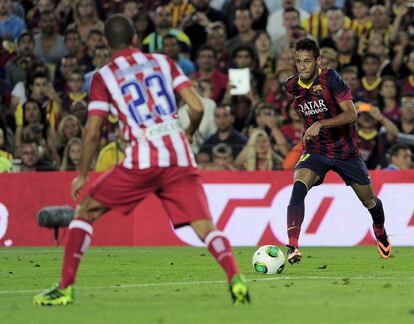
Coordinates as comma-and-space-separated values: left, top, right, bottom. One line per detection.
1, 246, 413, 324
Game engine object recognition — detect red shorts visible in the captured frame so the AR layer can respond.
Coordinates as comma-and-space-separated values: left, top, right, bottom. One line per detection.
89, 166, 211, 227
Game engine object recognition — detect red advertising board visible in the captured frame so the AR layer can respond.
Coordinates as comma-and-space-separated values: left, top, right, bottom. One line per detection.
1, 170, 414, 247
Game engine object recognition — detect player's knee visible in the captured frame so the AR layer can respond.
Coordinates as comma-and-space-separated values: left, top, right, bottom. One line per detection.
191, 219, 214, 241
75, 205, 98, 223
289, 181, 308, 207
362, 196, 377, 209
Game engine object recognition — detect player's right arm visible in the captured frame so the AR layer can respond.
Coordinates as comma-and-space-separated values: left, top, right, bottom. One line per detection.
71, 71, 110, 201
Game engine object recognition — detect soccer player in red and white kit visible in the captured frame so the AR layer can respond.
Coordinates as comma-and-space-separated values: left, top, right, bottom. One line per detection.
284, 38, 391, 264
33, 15, 250, 306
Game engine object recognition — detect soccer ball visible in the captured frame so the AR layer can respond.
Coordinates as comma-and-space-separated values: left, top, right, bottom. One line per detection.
252, 245, 286, 274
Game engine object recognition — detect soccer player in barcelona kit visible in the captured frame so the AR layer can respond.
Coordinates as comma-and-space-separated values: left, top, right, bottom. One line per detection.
33, 15, 250, 305
284, 38, 391, 264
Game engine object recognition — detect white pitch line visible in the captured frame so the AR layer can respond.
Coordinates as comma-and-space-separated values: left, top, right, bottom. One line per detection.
1, 276, 414, 296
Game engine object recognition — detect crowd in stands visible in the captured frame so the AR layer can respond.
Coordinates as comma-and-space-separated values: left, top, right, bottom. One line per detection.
0, 0, 413, 173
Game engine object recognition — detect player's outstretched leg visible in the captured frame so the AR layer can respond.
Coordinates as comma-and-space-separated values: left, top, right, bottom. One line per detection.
34, 197, 106, 306
286, 181, 308, 264
191, 220, 250, 305
368, 198, 392, 259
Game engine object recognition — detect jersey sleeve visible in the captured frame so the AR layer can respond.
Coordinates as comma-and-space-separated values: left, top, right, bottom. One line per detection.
166, 57, 192, 93
88, 72, 111, 118
328, 69, 353, 103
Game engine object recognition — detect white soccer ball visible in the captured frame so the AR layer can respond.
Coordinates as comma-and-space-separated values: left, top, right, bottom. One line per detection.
252, 245, 286, 274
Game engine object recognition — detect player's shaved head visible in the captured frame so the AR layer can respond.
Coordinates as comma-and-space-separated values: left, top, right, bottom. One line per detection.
104, 14, 136, 49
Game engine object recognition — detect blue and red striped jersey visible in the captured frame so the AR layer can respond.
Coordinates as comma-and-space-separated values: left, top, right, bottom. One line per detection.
285, 68, 359, 159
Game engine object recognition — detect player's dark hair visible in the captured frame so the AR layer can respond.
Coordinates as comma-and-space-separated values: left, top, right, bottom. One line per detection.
362, 52, 380, 63
104, 14, 136, 49
389, 144, 410, 158
294, 37, 320, 59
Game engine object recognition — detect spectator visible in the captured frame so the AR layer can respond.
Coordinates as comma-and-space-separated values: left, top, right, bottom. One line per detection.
168, 0, 194, 28
60, 137, 81, 171
0, 0, 26, 42
281, 104, 302, 146
227, 8, 257, 56
266, 0, 309, 41
142, 5, 192, 55
5, 31, 39, 88
360, 52, 382, 104
34, 10, 67, 66
377, 76, 401, 124
26, 0, 57, 30
325, 6, 351, 41
320, 46, 339, 70
61, 68, 88, 116
350, 0, 372, 37
357, 105, 398, 169
94, 126, 126, 172
0, 127, 12, 161
248, 0, 268, 31
14, 98, 58, 164
192, 45, 228, 103
69, 99, 88, 126
341, 65, 365, 102
56, 114, 83, 158
401, 52, 414, 94
123, 0, 141, 20
384, 143, 412, 170
63, 28, 85, 62
235, 128, 283, 170
203, 143, 235, 170
182, 0, 228, 59
132, 11, 155, 43
68, 0, 104, 42
197, 103, 247, 164
275, 47, 296, 72
221, 0, 248, 36
83, 46, 110, 94
79, 28, 104, 73
334, 28, 361, 72
19, 141, 56, 171
253, 30, 274, 76
53, 54, 78, 95
395, 93, 414, 141
206, 21, 229, 72
162, 34, 195, 76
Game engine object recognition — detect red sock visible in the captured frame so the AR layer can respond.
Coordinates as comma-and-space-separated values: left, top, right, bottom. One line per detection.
287, 205, 304, 247
59, 218, 93, 289
206, 230, 239, 282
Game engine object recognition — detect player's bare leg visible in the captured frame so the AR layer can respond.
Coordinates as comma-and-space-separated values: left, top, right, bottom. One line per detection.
191, 219, 250, 304
351, 183, 391, 259
287, 168, 320, 264
33, 196, 108, 305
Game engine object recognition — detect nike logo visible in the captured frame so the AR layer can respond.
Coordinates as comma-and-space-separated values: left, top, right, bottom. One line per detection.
294, 95, 303, 99
287, 226, 297, 231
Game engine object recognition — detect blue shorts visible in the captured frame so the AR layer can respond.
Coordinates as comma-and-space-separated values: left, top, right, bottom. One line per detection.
295, 152, 370, 186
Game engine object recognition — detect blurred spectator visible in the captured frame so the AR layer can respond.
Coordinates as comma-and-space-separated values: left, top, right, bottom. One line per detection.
55, 0, 72, 27
203, 143, 235, 170
235, 128, 283, 170
377, 76, 401, 124
80, 28, 104, 73
63, 28, 85, 62
34, 10, 67, 66
19, 141, 56, 171
5, 31, 39, 88
192, 45, 228, 103
253, 30, 274, 76
83, 46, 110, 94
162, 34, 195, 76
0, 127, 12, 161
281, 104, 302, 146
53, 54, 78, 95
61, 68, 88, 116
69, 99, 88, 126
197, 103, 247, 164
248, 0, 268, 31
68, 0, 104, 42
342, 65, 365, 102
320, 46, 339, 70
230, 94, 258, 132
325, 6, 350, 40
14, 98, 58, 163
182, 0, 228, 59
366, 34, 396, 77
95, 126, 126, 172
360, 52, 382, 103
178, 79, 217, 153
206, 21, 229, 72
143, 5, 191, 55
27, 0, 57, 30
132, 11, 155, 42
60, 137, 81, 171
334, 28, 361, 72
0, 101, 13, 152
384, 143, 412, 170
350, 0, 372, 37
396, 93, 414, 138
168, 0, 194, 28
275, 47, 296, 72
14, 71, 61, 130
123, 0, 141, 20
0, 0, 26, 42
401, 51, 414, 94
357, 105, 398, 169
246, 103, 289, 157
56, 114, 83, 158
227, 8, 257, 55
267, 0, 309, 41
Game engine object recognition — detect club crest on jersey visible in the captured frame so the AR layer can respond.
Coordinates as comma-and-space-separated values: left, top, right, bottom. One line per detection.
311, 84, 323, 96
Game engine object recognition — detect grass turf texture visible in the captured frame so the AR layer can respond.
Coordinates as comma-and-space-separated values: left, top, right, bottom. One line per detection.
1, 247, 413, 324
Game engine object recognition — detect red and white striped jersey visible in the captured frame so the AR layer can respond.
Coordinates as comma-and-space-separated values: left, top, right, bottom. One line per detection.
88, 48, 196, 169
